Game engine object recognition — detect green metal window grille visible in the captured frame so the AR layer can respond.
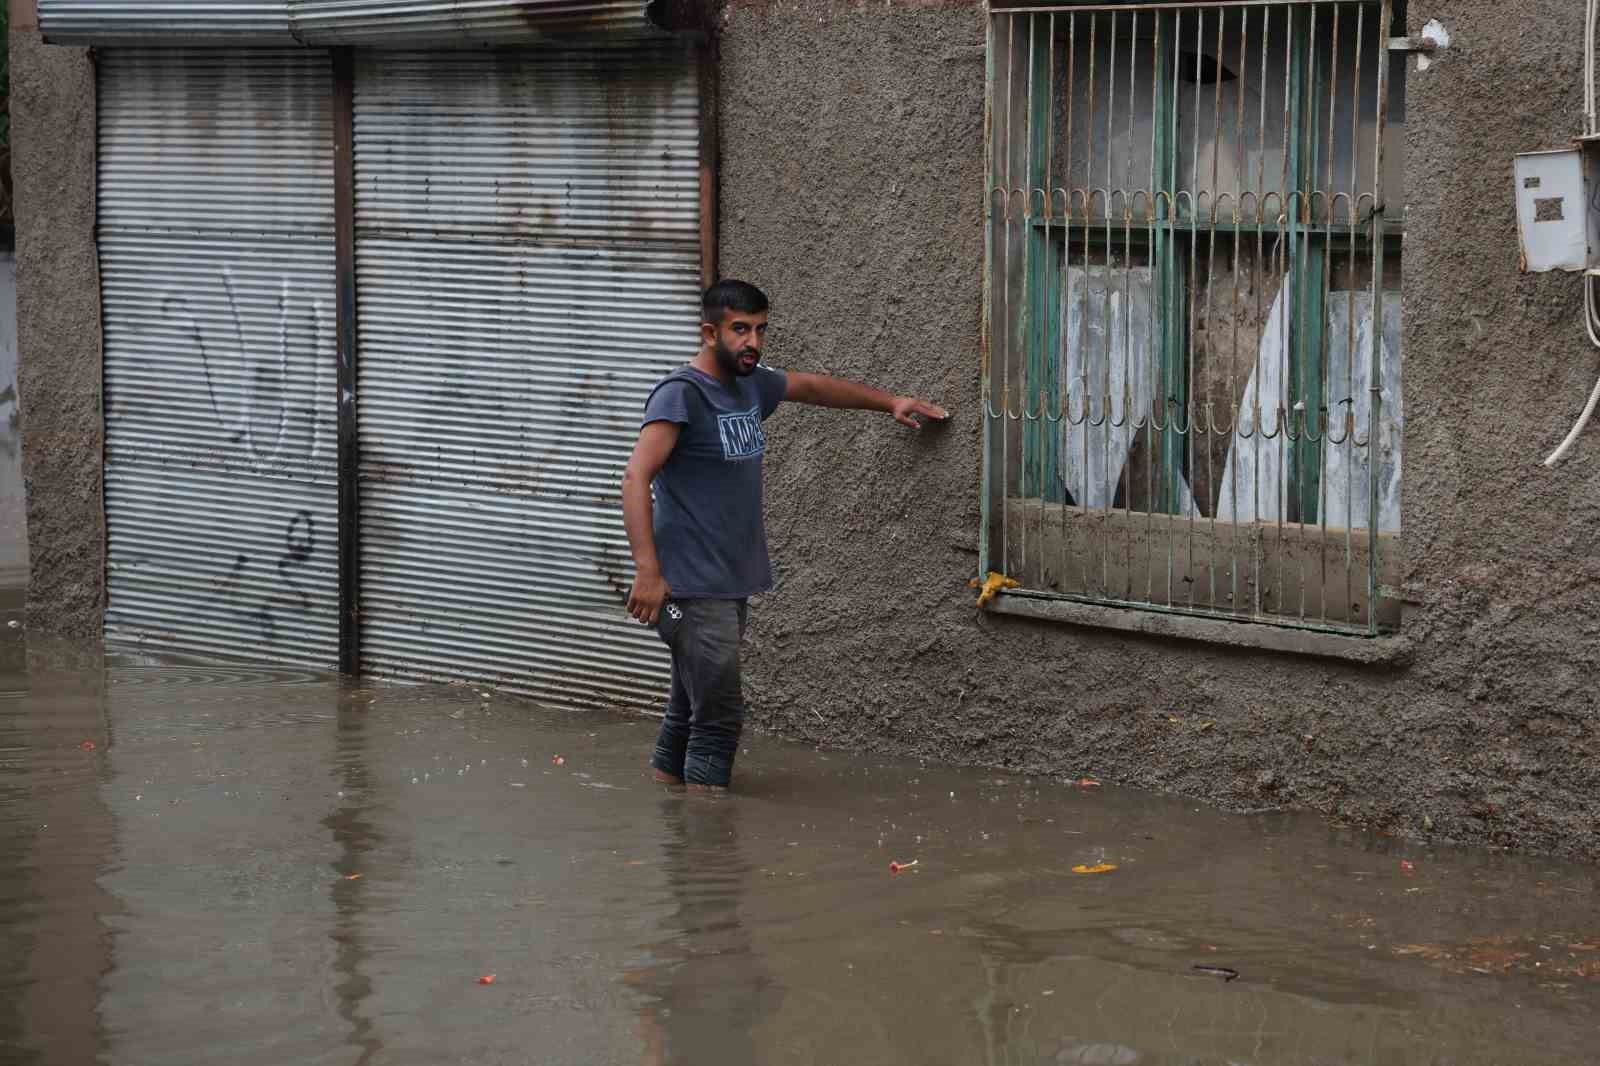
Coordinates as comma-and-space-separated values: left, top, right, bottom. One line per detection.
982, 0, 1406, 636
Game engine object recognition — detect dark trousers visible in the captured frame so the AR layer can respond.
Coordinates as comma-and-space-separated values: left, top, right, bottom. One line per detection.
651, 598, 748, 787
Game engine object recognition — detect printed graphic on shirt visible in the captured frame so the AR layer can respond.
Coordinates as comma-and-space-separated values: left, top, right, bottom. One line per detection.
717, 406, 766, 461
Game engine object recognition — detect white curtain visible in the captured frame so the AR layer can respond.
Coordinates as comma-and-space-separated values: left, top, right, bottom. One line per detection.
1060, 263, 1196, 514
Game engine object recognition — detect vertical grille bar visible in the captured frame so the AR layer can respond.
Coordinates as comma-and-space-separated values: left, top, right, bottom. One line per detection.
983, 0, 1402, 635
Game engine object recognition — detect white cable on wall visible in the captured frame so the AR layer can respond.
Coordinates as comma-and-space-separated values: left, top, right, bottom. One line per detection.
1590, 0, 1598, 134
1543, 0, 1600, 466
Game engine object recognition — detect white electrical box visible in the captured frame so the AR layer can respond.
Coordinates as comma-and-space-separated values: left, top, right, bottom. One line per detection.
1514, 147, 1600, 273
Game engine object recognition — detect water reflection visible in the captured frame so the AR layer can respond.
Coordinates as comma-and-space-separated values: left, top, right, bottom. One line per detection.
0, 641, 116, 1066
625, 793, 781, 1065
963, 912, 1396, 1066
323, 683, 384, 1063
0, 637, 1598, 1065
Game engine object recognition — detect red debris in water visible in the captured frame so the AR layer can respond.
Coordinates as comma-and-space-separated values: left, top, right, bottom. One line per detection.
1400, 860, 1416, 875
552, 756, 565, 766
477, 974, 496, 985
79, 740, 96, 751
1076, 777, 1101, 788
889, 860, 919, 874
344, 873, 362, 881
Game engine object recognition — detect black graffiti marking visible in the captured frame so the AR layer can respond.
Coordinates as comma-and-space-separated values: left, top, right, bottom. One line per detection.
275, 511, 316, 613
593, 542, 632, 607
209, 511, 318, 644
213, 550, 277, 643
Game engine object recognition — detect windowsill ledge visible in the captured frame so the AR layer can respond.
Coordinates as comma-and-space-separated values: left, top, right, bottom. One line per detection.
986, 593, 1411, 665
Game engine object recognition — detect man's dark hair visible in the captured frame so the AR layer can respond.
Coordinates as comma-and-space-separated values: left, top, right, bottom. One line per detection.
702, 279, 769, 326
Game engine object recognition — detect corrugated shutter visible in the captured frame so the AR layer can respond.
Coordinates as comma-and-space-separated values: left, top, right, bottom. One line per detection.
43, 3, 301, 45
42, 0, 661, 46
353, 42, 701, 709
293, 0, 663, 45
99, 50, 339, 667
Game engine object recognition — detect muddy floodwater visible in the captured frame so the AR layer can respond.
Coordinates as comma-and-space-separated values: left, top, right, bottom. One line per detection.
2, 633, 1598, 1065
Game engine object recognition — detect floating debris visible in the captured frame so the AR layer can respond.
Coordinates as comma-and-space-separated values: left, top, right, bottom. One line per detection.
1391, 936, 1600, 978
889, 860, 919, 874
970, 571, 1020, 607
1072, 863, 1117, 874
1191, 965, 1239, 981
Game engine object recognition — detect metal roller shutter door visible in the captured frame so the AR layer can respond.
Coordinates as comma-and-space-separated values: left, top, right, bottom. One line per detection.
353, 43, 701, 709
99, 49, 339, 666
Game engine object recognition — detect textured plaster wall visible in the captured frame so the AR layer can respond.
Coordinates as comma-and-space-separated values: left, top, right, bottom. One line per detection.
718, 0, 1600, 858
14, 0, 1600, 857
11, 27, 104, 640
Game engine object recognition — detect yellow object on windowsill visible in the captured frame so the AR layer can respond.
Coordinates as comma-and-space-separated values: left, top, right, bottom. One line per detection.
969, 572, 1019, 608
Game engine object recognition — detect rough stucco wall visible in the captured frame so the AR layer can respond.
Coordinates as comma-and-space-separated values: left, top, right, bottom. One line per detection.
719, 0, 1600, 858
11, 31, 104, 640
1397, 0, 1600, 832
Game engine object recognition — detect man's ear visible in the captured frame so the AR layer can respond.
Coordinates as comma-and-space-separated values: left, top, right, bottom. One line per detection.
699, 320, 717, 346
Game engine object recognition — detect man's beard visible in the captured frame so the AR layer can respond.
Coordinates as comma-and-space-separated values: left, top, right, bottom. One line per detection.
714, 339, 760, 378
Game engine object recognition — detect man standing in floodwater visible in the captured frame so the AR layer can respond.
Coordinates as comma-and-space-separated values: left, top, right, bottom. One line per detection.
621, 280, 948, 791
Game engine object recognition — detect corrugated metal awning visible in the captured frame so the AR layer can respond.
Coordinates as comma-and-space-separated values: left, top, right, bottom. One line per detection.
40, 1, 668, 47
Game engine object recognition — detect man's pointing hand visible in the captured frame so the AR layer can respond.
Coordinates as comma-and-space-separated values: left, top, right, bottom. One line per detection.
890, 397, 950, 429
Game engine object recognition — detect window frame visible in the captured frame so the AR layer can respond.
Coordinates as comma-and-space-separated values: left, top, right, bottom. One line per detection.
984, 0, 1406, 637
1020, 6, 1403, 523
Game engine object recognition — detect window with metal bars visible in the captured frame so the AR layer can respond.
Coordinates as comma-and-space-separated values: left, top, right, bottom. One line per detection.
982, 0, 1406, 635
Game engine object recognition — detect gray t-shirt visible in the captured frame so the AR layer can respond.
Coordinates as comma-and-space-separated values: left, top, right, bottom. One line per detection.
641, 364, 789, 599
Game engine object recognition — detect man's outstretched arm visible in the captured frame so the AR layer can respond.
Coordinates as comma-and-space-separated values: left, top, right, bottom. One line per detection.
621, 421, 681, 625
785, 371, 949, 428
